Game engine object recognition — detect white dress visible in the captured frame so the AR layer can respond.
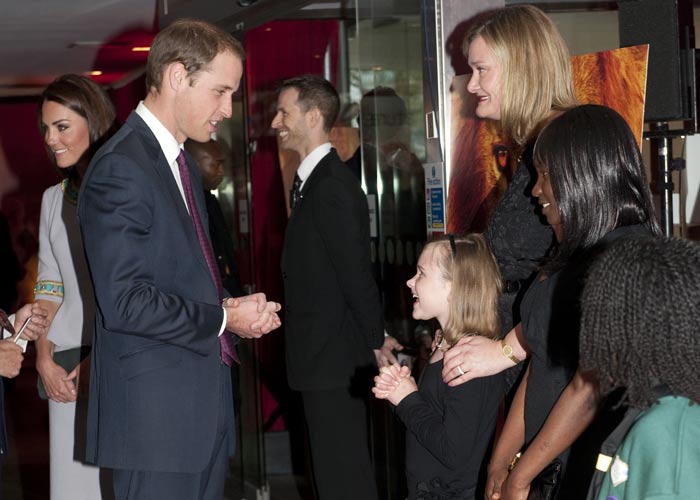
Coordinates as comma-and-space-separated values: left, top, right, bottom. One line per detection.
35, 180, 107, 500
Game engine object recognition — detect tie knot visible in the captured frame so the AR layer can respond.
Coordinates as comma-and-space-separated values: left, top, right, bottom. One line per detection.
176, 150, 188, 170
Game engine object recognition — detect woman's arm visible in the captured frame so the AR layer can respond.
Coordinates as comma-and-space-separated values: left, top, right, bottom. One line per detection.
486, 362, 530, 500
443, 323, 529, 386
499, 368, 599, 500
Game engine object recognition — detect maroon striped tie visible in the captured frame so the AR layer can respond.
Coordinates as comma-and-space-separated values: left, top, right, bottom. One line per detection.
176, 150, 238, 365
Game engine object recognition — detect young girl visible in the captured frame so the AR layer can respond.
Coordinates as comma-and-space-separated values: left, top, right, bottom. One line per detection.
373, 233, 504, 500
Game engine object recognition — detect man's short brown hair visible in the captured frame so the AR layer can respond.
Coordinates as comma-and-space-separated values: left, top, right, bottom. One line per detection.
146, 18, 245, 93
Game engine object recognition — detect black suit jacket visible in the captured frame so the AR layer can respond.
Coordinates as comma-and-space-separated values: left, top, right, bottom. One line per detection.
78, 112, 233, 473
282, 149, 383, 391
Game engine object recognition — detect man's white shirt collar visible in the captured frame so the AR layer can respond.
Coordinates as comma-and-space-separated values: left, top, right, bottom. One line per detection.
136, 102, 182, 164
135, 101, 188, 207
297, 142, 332, 189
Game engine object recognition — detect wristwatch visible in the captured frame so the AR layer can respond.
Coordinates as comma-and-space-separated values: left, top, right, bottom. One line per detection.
500, 339, 521, 365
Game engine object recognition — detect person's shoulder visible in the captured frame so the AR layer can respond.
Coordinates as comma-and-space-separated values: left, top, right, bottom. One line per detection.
627, 396, 699, 439
88, 121, 161, 179
639, 395, 700, 419
324, 150, 363, 186
96, 120, 146, 158
42, 182, 63, 197
40, 182, 65, 207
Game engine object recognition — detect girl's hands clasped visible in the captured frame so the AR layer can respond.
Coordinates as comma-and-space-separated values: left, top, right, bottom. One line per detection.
372, 364, 416, 406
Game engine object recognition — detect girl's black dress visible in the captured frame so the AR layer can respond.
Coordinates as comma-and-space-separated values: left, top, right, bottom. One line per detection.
396, 359, 503, 500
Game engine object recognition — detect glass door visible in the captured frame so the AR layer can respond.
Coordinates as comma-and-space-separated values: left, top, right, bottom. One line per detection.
218, 94, 269, 498
350, 2, 428, 498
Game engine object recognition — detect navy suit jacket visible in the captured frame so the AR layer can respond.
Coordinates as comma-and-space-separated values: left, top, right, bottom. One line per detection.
78, 112, 233, 473
282, 149, 383, 391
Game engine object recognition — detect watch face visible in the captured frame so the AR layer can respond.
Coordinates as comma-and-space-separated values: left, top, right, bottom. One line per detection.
503, 344, 513, 356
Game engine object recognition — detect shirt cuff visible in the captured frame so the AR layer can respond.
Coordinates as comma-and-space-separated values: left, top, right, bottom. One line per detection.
219, 307, 227, 336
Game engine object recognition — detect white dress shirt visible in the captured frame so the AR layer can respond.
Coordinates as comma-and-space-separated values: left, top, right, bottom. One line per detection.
297, 142, 332, 189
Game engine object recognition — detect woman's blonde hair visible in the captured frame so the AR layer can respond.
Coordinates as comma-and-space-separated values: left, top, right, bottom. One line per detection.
427, 233, 501, 345
463, 5, 579, 146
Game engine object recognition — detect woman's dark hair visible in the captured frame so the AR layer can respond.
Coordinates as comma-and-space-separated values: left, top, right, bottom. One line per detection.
534, 104, 661, 273
38, 74, 117, 177
580, 237, 700, 408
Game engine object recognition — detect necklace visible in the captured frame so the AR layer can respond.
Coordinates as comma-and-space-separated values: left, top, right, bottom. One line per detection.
61, 178, 79, 205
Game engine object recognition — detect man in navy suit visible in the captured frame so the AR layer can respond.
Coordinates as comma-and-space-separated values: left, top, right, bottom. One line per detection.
274, 75, 383, 500
78, 19, 281, 500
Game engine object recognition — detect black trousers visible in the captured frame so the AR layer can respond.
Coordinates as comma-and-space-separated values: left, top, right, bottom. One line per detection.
301, 387, 378, 500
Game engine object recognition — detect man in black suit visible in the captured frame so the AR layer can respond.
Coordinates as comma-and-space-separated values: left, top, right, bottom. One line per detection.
78, 19, 281, 500
274, 75, 383, 500
185, 138, 244, 297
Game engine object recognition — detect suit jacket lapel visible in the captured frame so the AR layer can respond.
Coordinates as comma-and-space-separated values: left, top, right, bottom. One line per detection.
127, 113, 210, 276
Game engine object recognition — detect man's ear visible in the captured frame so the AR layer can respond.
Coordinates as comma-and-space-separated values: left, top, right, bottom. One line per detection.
166, 62, 187, 92
307, 107, 323, 131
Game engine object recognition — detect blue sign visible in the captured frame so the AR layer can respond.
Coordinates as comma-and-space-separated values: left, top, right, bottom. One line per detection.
430, 188, 444, 229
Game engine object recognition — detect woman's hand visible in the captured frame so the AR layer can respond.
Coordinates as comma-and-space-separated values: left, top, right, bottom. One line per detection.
498, 473, 530, 500
65, 354, 91, 400
485, 463, 510, 500
37, 355, 77, 403
442, 335, 505, 385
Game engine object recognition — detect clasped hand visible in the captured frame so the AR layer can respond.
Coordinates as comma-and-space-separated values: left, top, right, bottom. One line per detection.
372, 363, 417, 406
223, 293, 281, 338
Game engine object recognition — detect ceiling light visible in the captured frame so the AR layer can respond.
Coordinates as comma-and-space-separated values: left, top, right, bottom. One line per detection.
132, 46, 150, 52
89, 71, 103, 76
